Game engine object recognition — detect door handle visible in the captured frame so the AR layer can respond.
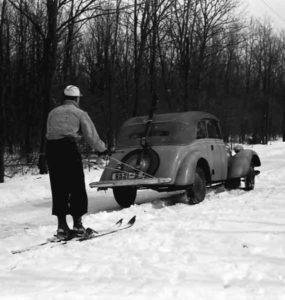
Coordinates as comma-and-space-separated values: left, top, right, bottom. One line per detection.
211, 145, 214, 151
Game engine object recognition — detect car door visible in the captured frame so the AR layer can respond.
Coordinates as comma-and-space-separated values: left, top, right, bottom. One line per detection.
205, 119, 228, 181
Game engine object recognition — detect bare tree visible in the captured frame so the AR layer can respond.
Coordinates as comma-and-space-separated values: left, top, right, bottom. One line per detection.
168, 0, 239, 110
132, 0, 151, 116
0, 0, 9, 182
9, 0, 104, 173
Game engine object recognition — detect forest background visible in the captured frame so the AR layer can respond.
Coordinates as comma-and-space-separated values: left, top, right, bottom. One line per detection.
0, 0, 285, 182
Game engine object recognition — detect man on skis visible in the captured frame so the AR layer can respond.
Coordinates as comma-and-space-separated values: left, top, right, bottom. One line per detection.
46, 85, 108, 238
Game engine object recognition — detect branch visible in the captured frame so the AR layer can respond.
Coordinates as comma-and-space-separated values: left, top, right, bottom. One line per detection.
57, 0, 102, 32
57, 2, 137, 35
7, 0, 45, 39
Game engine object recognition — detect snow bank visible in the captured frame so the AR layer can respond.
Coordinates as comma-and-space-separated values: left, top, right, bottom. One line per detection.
1, 141, 285, 300
0, 168, 103, 209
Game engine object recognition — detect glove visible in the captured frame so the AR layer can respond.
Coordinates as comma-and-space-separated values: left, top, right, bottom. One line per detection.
96, 149, 110, 169
96, 157, 108, 169
97, 149, 110, 160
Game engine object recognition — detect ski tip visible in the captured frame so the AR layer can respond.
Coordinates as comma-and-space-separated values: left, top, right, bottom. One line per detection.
115, 218, 123, 226
128, 215, 136, 225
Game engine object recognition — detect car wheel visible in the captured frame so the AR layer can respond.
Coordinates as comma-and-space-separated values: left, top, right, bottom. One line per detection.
245, 166, 255, 191
113, 187, 137, 208
186, 167, 206, 205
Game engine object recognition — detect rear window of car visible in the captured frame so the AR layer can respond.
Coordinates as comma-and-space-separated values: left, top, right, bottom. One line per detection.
117, 121, 195, 147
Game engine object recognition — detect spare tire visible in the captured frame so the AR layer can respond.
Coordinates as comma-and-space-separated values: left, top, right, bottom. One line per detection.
121, 148, 160, 176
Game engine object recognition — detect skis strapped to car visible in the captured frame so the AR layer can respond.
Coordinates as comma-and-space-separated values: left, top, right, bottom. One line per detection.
11, 216, 136, 254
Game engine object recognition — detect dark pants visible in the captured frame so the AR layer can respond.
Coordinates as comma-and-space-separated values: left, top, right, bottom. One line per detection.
46, 138, 88, 217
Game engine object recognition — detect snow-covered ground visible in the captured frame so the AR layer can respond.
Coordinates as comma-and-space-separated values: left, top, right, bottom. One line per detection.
1, 142, 285, 300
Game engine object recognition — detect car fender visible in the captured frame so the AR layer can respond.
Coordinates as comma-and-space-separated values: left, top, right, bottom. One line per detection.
175, 152, 209, 186
228, 149, 261, 179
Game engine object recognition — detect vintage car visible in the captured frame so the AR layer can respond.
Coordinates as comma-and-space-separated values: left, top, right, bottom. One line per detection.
90, 111, 261, 207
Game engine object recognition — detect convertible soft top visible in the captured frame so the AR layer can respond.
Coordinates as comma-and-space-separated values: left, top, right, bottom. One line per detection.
124, 111, 218, 126
117, 111, 218, 147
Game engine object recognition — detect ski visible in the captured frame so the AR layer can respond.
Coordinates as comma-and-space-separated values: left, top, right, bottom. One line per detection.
11, 217, 127, 254
76, 215, 136, 242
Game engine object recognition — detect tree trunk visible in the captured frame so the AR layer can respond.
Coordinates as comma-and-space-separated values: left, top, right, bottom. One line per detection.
0, 0, 7, 183
62, 0, 75, 82
38, 0, 58, 174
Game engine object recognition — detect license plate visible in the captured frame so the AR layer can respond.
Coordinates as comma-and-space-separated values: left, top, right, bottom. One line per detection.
112, 172, 137, 180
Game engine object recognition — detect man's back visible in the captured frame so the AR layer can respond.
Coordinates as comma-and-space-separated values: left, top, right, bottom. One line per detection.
46, 100, 106, 152
46, 101, 84, 140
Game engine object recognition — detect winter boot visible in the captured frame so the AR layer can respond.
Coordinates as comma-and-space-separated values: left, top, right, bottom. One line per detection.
72, 216, 86, 236
56, 215, 71, 239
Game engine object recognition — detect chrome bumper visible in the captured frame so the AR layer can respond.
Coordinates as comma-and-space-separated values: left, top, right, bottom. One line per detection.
89, 177, 172, 188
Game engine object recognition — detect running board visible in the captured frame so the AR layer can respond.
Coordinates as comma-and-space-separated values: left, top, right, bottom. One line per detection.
90, 177, 172, 188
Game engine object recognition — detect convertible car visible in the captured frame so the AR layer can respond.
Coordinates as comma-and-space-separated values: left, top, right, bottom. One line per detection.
90, 111, 261, 207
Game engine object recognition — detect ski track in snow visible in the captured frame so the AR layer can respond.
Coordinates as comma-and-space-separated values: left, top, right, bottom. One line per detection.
1, 142, 285, 299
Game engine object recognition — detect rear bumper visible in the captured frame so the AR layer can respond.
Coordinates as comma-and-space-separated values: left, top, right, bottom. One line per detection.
89, 177, 172, 188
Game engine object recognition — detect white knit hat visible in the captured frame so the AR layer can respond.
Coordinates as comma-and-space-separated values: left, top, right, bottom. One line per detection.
64, 85, 82, 97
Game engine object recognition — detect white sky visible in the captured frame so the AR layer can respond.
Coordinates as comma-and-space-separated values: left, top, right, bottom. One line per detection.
243, 0, 285, 30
